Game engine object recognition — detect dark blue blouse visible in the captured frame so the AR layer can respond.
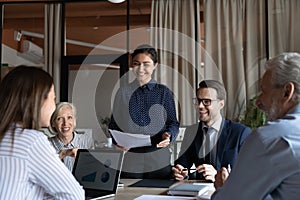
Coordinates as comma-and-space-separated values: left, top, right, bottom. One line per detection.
109, 79, 179, 145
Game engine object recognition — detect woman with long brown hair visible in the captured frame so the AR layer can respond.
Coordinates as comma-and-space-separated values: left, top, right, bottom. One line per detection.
0, 66, 84, 199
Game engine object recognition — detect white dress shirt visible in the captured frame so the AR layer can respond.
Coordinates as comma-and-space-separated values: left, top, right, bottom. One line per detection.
49, 131, 94, 171
201, 117, 222, 165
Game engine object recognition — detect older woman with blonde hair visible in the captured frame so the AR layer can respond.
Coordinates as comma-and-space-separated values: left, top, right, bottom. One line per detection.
49, 102, 94, 171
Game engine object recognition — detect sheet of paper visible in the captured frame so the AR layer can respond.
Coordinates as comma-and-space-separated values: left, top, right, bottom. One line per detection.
109, 129, 151, 149
134, 195, 196, 200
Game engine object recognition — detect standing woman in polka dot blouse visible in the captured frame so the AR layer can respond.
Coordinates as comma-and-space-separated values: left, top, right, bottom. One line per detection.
109, 44, 179, 179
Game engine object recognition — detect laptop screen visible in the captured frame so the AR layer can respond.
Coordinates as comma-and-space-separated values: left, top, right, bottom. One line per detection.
72, 149, 124, 198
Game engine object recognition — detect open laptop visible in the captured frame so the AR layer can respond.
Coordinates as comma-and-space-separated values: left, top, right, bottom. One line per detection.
72, 148, 124, 200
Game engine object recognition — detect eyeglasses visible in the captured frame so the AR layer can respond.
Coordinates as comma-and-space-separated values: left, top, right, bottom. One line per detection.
192, 98, 219, 106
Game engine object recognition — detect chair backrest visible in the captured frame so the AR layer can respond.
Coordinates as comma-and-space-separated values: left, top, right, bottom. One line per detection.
76, 128, 94, 149
40, 127, 56, 138
76, 128, 92, 136
177, 127, 187, 141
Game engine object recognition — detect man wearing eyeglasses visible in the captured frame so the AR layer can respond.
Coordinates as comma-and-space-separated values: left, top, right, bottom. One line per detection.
172, 80, 251, 182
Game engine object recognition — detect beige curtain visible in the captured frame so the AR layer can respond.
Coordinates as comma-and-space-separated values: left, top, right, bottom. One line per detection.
150, 0, 201, 126
44, 3, 62, 101
203, 0, 266, 120
150, 0, 300, 122
268, 0, 300, 57
243, 0, 267, 108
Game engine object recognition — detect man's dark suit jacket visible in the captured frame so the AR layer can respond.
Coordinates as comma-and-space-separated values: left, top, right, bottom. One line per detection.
175, 119, 251, 179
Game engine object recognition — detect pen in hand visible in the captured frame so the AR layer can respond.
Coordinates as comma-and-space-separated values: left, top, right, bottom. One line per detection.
173, 165, 189, 180
181, 168, 188, 172
227, 164, 231, 173
181, 168, 189, 180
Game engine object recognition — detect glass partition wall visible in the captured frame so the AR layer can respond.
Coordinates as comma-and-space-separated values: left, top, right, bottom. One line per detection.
0, 0, 153, 144
1, 3, 45, 78
0, 0, 152, 80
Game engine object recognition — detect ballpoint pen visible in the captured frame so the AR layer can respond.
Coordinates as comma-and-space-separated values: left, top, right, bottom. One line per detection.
182, 168, 188, 172
227, 164, 231, 173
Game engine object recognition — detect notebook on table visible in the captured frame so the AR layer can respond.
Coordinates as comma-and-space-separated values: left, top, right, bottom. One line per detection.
167, 183, 210, 196
72, 148, 124, 200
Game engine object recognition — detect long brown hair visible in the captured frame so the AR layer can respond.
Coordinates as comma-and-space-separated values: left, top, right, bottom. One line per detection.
0, 66, 53, 143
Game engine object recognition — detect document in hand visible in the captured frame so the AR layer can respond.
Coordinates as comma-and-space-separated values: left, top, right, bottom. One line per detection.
109, 129, 151, 149
167, 183, 210, 197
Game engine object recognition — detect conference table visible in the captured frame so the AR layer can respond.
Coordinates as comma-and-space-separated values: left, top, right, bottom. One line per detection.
104, 179, 214, 200
115, 179, 165, 199
115, 179, 170, 200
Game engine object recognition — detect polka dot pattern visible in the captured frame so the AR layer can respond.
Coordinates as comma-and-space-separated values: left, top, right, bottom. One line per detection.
109, 79, 179, 142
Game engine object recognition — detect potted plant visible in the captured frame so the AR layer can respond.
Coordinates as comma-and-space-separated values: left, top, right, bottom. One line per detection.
99, 116, 112, 148
239, 96, 266, 130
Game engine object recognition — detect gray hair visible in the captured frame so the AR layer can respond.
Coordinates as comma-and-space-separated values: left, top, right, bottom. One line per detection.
48, 102, 77, 134
266, 52, 300, 103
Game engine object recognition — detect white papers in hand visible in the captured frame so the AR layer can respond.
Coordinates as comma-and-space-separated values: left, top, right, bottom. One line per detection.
109, 129, 151, 149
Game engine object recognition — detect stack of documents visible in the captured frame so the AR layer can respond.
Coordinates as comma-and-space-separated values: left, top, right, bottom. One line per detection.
134, 183, 214, 200
167, 183, 210, 196
196, 183, 215, 200
134, 195, 195, 200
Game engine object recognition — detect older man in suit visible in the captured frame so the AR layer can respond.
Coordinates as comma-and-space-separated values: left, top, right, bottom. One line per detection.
172, 80, 251, 182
